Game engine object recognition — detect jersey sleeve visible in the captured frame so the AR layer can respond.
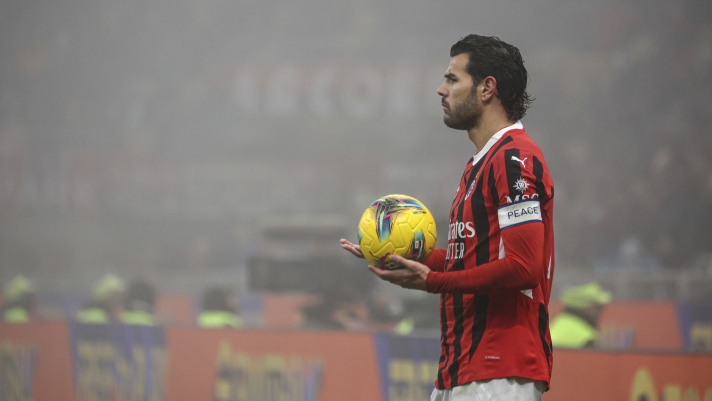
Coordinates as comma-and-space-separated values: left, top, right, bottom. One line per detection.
424, 248, 446, 272
491, 147, 549, 230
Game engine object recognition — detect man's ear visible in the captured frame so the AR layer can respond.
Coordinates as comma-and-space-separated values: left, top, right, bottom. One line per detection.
480, 76, 498, 102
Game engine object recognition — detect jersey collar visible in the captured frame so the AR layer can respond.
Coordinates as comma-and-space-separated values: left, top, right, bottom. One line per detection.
472, 121, 523, 166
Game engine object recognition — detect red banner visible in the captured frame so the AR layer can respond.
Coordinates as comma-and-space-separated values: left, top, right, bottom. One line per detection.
0, 321, 75, 401
546, 349, 712, 401
164, 328, 382, 401
549, 301, 683, 350
3, 322, 712, 401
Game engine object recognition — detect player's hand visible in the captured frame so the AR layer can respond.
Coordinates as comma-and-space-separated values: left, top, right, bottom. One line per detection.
339, 238, 364, 258
368, 255, 430, 291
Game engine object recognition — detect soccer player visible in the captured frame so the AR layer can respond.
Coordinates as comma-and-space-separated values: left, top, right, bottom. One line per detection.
340, 34, 555, 400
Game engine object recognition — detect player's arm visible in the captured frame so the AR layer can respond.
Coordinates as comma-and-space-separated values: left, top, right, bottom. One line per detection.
370, 205, 542, 292
424, 222, 543, 293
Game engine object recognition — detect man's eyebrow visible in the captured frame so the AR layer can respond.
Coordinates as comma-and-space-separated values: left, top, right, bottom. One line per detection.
444, 72, 457, 80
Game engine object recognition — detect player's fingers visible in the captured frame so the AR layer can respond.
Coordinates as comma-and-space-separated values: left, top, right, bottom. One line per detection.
368, 264, 383, 275
339, 239, 364, 258
339, 238, 357, 248
389, 255, 416, 270
339, 242, 355, 252
368, 265, 393, 281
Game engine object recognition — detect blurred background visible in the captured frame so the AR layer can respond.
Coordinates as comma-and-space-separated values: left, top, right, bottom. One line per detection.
1, 0, 712, 334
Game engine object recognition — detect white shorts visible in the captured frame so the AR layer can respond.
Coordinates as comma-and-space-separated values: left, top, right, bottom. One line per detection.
430, 377, 546, 401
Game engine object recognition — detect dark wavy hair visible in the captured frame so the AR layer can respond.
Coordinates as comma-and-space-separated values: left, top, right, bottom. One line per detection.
450, 34, 533, 121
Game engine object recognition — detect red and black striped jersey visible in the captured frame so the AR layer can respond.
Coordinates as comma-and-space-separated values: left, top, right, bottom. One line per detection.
424, 122, 555, 389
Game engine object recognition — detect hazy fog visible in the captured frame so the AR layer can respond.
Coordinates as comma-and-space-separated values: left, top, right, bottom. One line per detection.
1, 0, 711, 296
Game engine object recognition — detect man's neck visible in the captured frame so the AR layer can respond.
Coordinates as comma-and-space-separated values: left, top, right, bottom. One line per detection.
467, 113, 515, 151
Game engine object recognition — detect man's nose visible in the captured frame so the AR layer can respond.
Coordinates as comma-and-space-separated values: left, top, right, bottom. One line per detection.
436, 83, 447, 97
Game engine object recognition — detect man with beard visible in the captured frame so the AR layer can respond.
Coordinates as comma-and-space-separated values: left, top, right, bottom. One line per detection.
341, 34, 555, 400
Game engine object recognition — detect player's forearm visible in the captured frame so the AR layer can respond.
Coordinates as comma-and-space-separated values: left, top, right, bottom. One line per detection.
424, 248, 446, 272
424, 223, 544, 294
425, 256, 538, 293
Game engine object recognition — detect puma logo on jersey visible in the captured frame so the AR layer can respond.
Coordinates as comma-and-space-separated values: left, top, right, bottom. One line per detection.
511, 156, 527, 168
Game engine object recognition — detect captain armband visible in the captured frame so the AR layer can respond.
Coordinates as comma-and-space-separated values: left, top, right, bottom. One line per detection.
497, 199, 542, 230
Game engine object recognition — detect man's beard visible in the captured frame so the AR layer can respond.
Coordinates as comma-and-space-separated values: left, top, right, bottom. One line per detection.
443, 90, 481, 130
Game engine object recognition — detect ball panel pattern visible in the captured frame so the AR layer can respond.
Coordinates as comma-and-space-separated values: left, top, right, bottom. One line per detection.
357, 194, 437, 270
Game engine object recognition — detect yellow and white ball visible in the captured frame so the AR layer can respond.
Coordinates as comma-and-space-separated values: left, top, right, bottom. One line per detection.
357, 194, 437, 270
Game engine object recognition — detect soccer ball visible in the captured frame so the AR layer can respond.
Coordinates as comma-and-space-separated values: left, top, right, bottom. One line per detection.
357, 194, 437, 270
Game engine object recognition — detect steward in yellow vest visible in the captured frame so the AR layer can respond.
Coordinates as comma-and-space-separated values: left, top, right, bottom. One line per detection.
1, 276, 35, 323
197, 287, 242, 329
120, 280, 156, 326
76, 274, 125, 324
197, 310, 242, 328
550, 282, 611, 349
